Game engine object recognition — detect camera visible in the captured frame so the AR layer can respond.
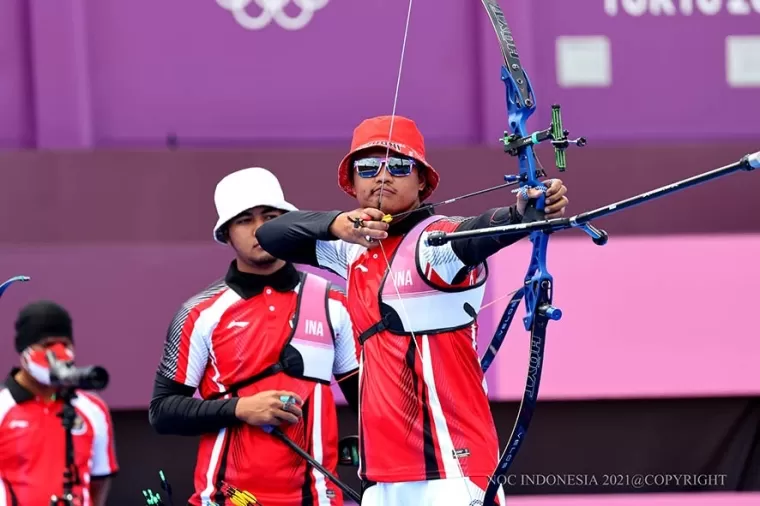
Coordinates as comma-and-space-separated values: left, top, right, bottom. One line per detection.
46, 350, 109, 391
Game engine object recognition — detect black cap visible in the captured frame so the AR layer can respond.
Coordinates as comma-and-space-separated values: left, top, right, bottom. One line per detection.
14, 300, 73, 353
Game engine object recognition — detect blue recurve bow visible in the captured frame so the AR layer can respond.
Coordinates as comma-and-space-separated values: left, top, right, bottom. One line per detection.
423, 1, 759, 505
477, 1, 593, 503
0, 276, 30, 300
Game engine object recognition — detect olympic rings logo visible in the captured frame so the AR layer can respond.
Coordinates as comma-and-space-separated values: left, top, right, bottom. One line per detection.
216, 0, 330, 31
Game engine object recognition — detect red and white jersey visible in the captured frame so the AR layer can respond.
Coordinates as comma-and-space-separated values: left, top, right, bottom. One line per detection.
157, 265, 359, 506
314, 215, 500, 484
0, 373, 118, 506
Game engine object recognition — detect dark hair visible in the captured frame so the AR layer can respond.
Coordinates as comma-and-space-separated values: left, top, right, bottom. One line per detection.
216, 223, 231, 243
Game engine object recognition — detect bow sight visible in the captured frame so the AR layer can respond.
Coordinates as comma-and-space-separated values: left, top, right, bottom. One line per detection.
501, 104, 587, 173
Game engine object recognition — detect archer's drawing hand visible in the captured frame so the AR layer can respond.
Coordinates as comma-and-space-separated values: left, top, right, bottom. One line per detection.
330, 208, 389, 248
516, 178, 568, 219
235, 390, 304, 426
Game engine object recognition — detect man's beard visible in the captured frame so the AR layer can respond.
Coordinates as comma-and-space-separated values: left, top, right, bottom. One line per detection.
241, 252, 278, 268
376, 197, 419, 216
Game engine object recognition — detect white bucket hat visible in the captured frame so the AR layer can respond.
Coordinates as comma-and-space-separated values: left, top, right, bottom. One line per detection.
213, 167, 297, 244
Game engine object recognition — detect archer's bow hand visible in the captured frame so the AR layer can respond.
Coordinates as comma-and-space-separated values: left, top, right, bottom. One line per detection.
516, 178, 568, 220
330, 208, 388, 248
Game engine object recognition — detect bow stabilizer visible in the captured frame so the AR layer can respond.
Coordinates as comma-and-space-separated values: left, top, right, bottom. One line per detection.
425, 151, 759, 245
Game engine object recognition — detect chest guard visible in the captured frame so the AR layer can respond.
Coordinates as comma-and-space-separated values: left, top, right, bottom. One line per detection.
207, 273, 336, 400
359, 215, 488, 344
284, 273, 336, 384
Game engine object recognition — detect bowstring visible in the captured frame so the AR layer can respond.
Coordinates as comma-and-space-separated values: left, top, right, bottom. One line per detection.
480, 286, 522, 312
376, 0, 421, 365
374, 0, 478, 502
376, 0, 414, 210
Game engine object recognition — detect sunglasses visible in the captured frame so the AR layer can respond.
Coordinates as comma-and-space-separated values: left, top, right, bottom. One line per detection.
353, 156, 416, 178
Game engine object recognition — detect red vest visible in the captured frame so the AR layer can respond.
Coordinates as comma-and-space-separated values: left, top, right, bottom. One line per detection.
346, 216, 500, 483
205, 272, 336, 401
190, 273, 342, 506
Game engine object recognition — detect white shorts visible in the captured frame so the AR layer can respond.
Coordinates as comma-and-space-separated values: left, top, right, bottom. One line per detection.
360, 477, 506, 506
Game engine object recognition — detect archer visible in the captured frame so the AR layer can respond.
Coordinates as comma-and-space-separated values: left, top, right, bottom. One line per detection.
256, 114, 569, 505
149, 167, 361, 506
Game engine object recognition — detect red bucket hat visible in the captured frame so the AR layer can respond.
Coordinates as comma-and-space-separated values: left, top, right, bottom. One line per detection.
337, 115, 440, 202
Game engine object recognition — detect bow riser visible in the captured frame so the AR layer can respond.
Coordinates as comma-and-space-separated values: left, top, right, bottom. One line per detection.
498, 25, 562, 331
502, 65, 536, 143
523, 234, 561, 329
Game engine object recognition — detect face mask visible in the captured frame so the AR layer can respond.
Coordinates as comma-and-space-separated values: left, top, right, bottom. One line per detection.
20, 342, 74, 386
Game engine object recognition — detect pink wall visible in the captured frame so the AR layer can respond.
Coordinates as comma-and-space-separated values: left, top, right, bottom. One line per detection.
485, 234, 760, 401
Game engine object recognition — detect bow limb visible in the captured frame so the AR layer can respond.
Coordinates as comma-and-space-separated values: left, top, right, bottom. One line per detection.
0, 276, 31, 299
478, 287, 524, 374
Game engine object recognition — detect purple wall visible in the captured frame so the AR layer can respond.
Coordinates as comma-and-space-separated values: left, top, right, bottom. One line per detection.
0, 0, 33, 148
0, 0, 758, 149
2, 144, 758, 244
